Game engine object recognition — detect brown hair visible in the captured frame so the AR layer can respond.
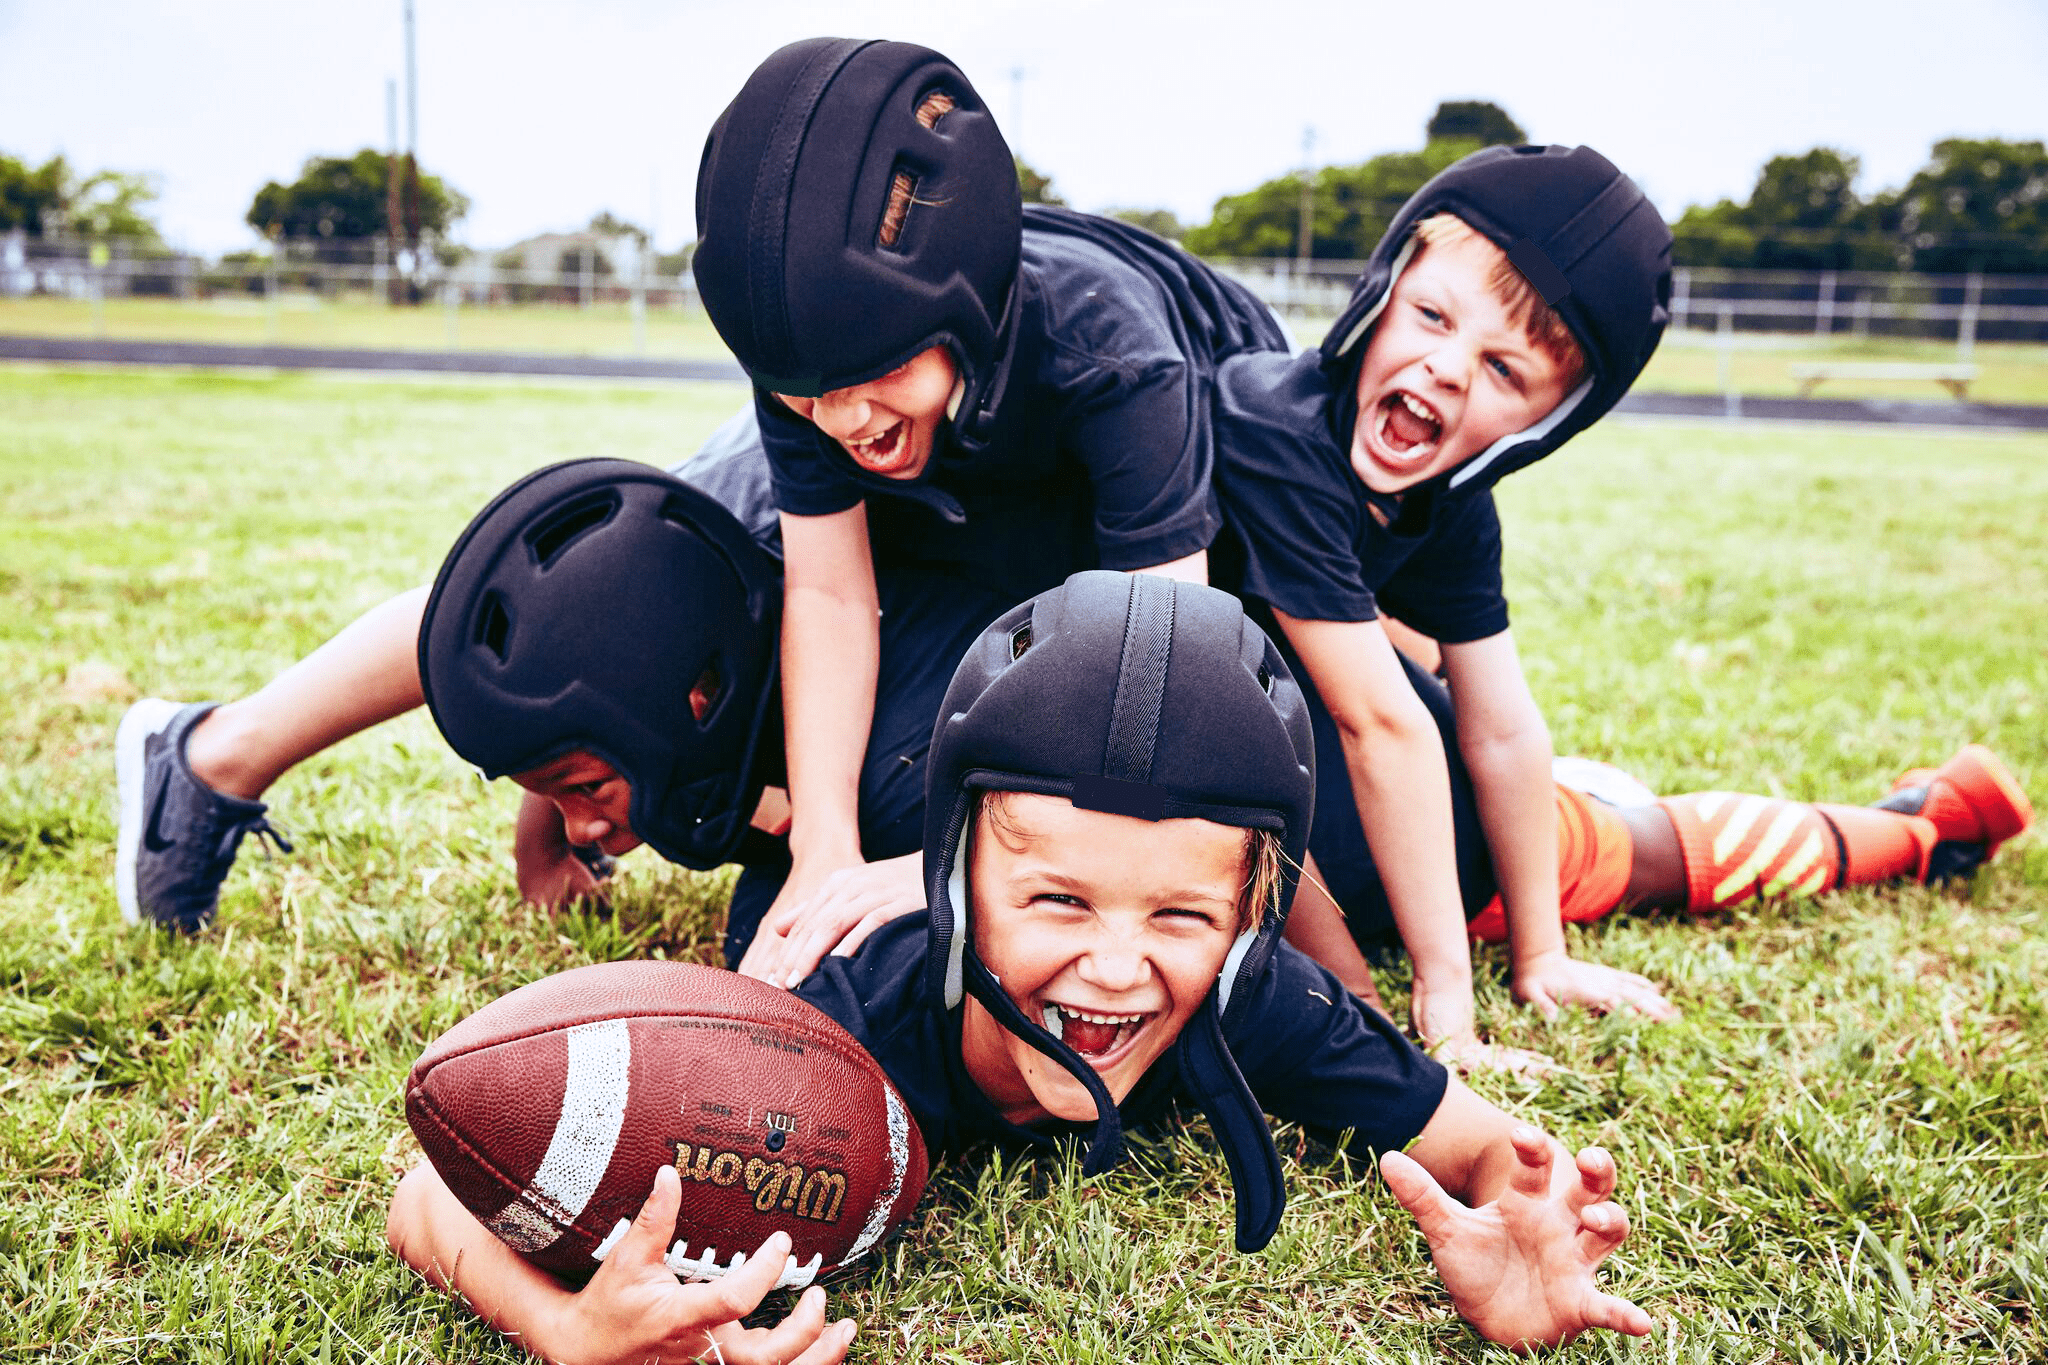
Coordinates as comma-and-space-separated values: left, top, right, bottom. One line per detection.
877, 91, 957, 248
976, 789, 1285, 935
1411, 213, 1586, 388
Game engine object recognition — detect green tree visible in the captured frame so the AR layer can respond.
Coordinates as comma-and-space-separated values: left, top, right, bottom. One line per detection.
1425, 101, 1526, 148
0, 153, 70, 235
1016, 157, 1064, 207
1105, 207, 1184, 241
64, 169, 164, 244
1891, 138, 2048, 273
246, 149, 468, 256
587, 210, 648, 246
1184, 101, 1523, 259
1186, 140, 1478, 260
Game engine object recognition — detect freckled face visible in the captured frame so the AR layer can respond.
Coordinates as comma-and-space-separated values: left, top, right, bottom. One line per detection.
1350, 232, 1574, 494
774, 345, 957, 481
959, 793, 1246, 1125
512, 751, 641, 857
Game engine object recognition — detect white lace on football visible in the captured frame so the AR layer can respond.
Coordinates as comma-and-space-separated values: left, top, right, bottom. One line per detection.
591, 1219, 822, 1291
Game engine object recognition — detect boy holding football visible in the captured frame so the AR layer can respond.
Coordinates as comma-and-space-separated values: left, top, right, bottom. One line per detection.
388, 573, 1656, 1359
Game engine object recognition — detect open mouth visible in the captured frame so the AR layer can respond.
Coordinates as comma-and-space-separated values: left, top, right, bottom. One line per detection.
1041, 1002, 1150, 1062
1370, 390, 1443, 466
843, 420, 915, 475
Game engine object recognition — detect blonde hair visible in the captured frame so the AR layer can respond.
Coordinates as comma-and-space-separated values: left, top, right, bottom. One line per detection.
1411, 213, 1586, 388
877, 91, 957, 248
976, 789, 1286, 936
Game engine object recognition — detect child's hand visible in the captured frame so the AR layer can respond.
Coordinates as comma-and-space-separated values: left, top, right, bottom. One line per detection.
514, 789, 614, 912
1381, 1127, 1652, 1351
548, 1164, 856, 1365
1428, 1033, 1560, 1080
1511, 950, 1677, 1023
741, 853, 924, 987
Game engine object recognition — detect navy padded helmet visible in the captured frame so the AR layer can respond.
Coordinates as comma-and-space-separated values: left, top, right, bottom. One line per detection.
692, 37, 1022, 450
922, 571, 1314, 1252
1320, 143, 1673, 493
418, 459, 781, 870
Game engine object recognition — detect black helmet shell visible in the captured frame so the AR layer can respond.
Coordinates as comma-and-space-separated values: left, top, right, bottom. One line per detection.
418, 459, 781, 869
693, 37, 1021, 445
921, 570, 1314, 1251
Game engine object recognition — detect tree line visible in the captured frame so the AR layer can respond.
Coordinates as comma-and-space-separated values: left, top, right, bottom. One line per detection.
6, 109, 2045, 276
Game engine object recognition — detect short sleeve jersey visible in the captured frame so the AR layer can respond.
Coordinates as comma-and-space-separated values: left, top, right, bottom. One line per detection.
756, 206, 1291, 603
796, 912, 1449, 1163
1211, 349, 1510, 644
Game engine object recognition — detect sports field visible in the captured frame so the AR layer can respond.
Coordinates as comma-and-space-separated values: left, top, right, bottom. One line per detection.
7, 296, 2048, 404
1, 367, 2044, 1361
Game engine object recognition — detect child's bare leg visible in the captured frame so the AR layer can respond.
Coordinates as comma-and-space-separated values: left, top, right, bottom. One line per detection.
186, 587, 429, 799
1465, 746, 2032, 944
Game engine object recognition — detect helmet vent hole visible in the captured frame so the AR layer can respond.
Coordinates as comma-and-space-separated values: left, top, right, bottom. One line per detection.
877, 91, 958, 250
1009, 623, 1033, 661
1256, 663, 1273, 694
476, 592, 512, 662
526, 493, 619, 569
689, 662, 724, 725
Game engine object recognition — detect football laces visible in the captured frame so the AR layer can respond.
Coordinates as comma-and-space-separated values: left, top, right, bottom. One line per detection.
591, 1218, 823, 1290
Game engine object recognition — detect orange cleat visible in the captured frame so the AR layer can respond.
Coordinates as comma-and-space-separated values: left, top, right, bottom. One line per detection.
1883, 744, 2033, 858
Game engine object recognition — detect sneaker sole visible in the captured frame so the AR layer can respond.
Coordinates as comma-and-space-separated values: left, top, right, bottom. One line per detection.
114, 698, 186, 925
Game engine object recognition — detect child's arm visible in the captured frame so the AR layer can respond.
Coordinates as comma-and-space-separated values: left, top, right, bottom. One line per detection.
1440, 632, 1675, 1023
1271, 609, 1477, 1046
386, 1162, 855, 1365
742, 506, 881, 985
1383, 1078, 1653, 1350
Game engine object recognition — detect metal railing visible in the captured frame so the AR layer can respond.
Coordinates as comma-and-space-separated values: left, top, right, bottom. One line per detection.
9, 231, 2048, 350
1208, 257, 2048, 348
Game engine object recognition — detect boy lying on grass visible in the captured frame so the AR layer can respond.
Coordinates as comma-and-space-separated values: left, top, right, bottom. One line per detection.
387, 571, 1655, 1361
1203, 146, 2031, 1053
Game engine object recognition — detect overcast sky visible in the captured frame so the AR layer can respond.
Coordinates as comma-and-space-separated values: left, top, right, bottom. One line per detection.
4, 0, 2044, 255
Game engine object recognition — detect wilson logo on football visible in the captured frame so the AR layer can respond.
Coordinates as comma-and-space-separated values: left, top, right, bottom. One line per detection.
673, 1140, 849, 1223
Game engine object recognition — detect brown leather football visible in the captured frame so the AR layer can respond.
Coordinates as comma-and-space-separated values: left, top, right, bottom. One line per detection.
406, 960, 927, 1285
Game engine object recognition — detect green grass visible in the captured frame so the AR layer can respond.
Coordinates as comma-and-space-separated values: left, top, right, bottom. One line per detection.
8, 296, 2048, 404
1, 368, 2044, 1361
1635, 335, 2048, 405
0, 295, 735, 361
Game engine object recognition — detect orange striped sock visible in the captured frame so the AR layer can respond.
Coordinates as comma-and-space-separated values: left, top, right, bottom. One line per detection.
1658, 793, 1935, 913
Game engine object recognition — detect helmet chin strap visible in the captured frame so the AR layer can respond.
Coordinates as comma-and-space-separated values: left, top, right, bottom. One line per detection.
1176, 992, 1285, 1252
960, 952, 1128, 1175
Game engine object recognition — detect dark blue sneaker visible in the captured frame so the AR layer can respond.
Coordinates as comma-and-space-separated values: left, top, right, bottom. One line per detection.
115, 699, 292, 931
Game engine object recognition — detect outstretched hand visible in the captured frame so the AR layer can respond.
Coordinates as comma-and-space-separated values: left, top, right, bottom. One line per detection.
1512, 950, 1678, 1023
552, 1165, 856, 1365
1381, 1128, 1651, 1352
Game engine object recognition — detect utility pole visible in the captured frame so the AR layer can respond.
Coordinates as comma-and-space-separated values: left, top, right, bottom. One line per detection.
1296, 125, 1316, 268
1009, 67, 1025, 146
401, 0, 422, 301
385, 77, 402, 303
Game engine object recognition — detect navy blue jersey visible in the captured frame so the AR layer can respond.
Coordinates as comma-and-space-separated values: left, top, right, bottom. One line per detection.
797, 912, 1448, 1163
1211, 349, 1509, 645
758, 206, 1291, 603
670, 438, 1008, 962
